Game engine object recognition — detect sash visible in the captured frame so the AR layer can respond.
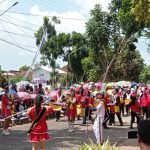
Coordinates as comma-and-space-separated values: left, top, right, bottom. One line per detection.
27, 107, 46, 134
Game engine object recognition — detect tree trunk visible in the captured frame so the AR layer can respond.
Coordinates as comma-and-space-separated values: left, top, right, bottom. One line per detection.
102, 36, 132, 82
102, 53, 117, 83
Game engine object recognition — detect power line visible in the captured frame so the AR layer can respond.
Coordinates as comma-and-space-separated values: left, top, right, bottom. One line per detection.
0, 2, 18, 16
0, 10, 87, 21
0, 37, 36, 53
0, 18, 36, 32
3, 15, 36, 38
0, 0, 7, 5
0, 29, 35, 38
4, 14, 41, 28
0, 21, 34, 58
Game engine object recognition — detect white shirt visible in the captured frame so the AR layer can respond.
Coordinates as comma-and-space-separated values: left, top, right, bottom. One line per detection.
96, 101, 105, 118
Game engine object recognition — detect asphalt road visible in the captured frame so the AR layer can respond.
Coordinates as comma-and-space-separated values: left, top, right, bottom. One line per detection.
0, 115, 138, 150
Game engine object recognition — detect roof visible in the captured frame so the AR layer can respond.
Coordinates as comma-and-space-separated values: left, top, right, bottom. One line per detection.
32, 66, 67, 74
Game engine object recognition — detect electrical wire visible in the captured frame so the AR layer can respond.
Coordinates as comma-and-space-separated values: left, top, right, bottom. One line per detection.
0, 10, 87, 21
0, 37, 36, 53
4, 14, 41, 28
0, 29, 35, 39
0, 0, 7, 5
0, 18, 36, 32
0, 21, 35, 59
3, 15, 36, 38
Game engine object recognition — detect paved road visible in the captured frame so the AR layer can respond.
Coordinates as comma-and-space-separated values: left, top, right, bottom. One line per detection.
0, 115, 139, 150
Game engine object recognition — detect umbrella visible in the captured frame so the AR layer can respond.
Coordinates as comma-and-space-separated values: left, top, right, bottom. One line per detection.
95, 82, 103, 87
30, 94, 37, 99
117, 81, 131, 87
31, 77, 47, 84
106, 82, 115, 87
131, 82, 138, 88
17, 92, 31, 101
16, 81, 30, 86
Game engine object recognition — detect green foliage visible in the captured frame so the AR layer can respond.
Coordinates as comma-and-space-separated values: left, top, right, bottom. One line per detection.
12, 76, 23, 83
19, 65, 30, 72
139, 65, 150, 83
64, 140, 119, 150
131, 0, 150, 27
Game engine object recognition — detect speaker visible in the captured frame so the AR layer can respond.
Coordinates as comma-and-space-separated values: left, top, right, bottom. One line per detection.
128, 131, 138, 139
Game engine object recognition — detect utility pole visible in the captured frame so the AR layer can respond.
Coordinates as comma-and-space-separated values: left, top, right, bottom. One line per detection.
0, 2, 18, 16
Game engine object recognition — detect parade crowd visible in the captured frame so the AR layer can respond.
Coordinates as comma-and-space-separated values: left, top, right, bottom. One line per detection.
0, 82, 150, 150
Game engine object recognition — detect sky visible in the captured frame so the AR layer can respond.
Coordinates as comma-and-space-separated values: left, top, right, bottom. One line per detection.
0, 0, 149, 71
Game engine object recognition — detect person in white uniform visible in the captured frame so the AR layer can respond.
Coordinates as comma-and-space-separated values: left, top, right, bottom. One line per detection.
93, 93, 105, 144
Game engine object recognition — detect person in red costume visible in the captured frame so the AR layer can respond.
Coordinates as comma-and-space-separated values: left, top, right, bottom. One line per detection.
27, 95, 53, 150
66, 91, 77, 132
54, 88, 63, 122
141, 89, 149, 119
1, 86, 12, 135
130, 91, 141, 129
75, 88, 82, 120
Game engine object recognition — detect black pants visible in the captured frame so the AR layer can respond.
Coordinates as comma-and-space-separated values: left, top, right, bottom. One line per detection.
125, 105, 130, 115
56, 111, 61, 121
83, 107, 90, 124
131, 111, 141, 127
103, 107, 110, 127
142, 106, 149, 119
109, 112, 123, 125
120, 103, 124, 116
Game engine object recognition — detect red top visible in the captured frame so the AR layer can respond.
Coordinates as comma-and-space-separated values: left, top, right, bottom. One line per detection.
28, 106, 53, 134
81, 96, 90, 108
141, 94, 149, 107
104, 94, 110, 106
131, 101, 141, 113
75, 94, 82, 104
1, 94, 11, 117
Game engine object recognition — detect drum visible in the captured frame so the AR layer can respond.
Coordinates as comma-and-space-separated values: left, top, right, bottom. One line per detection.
49, 103, 62, 111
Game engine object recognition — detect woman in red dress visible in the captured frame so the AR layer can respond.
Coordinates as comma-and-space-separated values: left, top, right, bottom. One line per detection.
27, 95, 53, 150
66, 90, 77, 132
1, 86, 12, 135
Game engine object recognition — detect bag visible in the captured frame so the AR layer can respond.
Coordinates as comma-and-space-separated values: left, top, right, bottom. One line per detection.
27, 107, 46, 134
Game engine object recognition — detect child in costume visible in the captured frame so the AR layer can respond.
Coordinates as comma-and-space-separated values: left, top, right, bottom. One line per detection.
27, 95, 53, 150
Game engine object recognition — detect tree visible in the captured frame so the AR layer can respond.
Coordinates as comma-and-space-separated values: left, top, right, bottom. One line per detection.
139, 65, 150, 84
84, 2, 146, 82
19, 65, 30, 72
35, 17, 63, 88
131, 0, 150, 27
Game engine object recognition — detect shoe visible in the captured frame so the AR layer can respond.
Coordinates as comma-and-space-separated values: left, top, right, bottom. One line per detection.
2, 130, 10, 135
68, 128, 71, 132
70, 128, 74, 132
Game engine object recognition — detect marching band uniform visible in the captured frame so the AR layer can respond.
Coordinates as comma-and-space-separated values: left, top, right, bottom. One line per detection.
130, 93, 141, 129
1, 90, 12, 135
93, 99, 105, 144
28, 106, 53, 142
103, 93, 111, 129
81, 96, 90, 124
141, 90, 149, 119
66, 95, 77, 132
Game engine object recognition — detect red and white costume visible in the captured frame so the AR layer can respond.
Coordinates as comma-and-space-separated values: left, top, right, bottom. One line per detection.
28, 106, 53, 142
66, 97, 77, 118
1, 94, 11, 118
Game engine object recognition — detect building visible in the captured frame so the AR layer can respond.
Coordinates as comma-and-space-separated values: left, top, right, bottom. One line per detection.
31, 66, 66, 81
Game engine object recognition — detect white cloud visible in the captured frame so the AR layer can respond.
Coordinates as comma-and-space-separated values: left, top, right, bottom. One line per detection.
30, 5, 86, 33
70, 0, 111, 15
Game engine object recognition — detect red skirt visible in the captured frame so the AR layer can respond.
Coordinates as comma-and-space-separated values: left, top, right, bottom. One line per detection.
29, 132, 51, 142
67, 108, 77, 118
1, 108, 11, 117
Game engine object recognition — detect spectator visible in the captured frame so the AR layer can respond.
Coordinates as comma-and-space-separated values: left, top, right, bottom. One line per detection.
138, 119, 150, 150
